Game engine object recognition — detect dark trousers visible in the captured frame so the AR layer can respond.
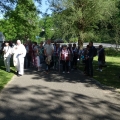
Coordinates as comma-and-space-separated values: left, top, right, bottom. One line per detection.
27, 54, 32, 68
24, 53, 32, 68
72, 56, 77, 68
84, 59, 89, 75
88, 58, 93, 77
62, 60, 69, 72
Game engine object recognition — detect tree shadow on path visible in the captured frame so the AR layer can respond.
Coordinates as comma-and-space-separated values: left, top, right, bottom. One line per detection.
0, 84, 120, 120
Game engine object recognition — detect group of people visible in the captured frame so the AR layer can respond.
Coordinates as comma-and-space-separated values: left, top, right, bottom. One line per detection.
0, 39, 105, 77
24, 40, 82, 74
1, 40, 26, 76
82, 43, 105, 77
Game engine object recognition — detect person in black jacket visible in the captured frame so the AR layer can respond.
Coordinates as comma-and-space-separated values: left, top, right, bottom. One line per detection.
86, 41, 96, 77
97, 45, 105, 72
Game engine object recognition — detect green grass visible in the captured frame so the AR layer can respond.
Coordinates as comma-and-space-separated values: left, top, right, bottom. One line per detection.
0, 58, 15, 91
79, 56, 120, 89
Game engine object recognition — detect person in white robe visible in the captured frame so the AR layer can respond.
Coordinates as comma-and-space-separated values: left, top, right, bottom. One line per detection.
12, 40, 26, 76
3, 41, 12, 72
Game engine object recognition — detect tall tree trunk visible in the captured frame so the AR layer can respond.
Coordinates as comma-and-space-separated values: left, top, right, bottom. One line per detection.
78, 33, 83, 49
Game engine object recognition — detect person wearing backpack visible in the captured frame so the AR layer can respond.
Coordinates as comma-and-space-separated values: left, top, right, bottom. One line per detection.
60, 44, 70, 73
87, 41, 96, 77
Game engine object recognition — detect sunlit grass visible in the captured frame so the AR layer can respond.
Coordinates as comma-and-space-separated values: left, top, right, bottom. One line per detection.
79, 56, 120, 89
0, 58, 15, 91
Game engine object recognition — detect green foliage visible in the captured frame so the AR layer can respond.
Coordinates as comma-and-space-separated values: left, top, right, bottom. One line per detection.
0, 18, 17, 40
48, 0, 118, 45
79, 55, 120, 88
39, 15, 54, 40
105, 48, 120, 57
0, 0, 40, 41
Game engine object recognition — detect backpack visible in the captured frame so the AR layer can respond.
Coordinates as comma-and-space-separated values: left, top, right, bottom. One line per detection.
93, 47, 97, 57
61, 49, 70, 60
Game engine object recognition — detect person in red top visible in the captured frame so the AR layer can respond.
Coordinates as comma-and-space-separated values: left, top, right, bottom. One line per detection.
60, 44, 70, 73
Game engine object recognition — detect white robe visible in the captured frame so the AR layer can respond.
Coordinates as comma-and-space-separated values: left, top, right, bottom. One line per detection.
12, 44, 26, 75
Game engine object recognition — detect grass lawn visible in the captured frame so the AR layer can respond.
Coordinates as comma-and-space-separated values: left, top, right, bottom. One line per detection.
0, 58, 15, 91
79, 56, 120, 89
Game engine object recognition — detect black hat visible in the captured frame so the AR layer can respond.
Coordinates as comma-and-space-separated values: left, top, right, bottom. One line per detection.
5, 41, 9, 43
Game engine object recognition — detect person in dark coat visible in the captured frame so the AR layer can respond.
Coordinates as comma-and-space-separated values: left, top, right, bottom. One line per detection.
96, 45, 105, 72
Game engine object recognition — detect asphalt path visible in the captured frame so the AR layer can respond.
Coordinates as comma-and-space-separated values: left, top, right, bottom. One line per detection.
0, 67, 120, 120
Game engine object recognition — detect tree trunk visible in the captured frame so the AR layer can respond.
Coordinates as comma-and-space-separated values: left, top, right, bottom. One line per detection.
78, 38, 83, 49
78, 31, 84, 49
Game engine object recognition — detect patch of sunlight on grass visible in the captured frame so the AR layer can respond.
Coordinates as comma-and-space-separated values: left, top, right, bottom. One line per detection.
0, 58, 15, 91
80, 55, 120, 89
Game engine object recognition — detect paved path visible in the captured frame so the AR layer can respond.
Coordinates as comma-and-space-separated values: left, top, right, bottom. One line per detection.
0, 68, 120, 120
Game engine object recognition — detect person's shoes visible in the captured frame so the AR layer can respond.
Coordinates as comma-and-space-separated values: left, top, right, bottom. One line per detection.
67, 71, 70, 73
63, 71, 65, 73
17, 74, 22, 77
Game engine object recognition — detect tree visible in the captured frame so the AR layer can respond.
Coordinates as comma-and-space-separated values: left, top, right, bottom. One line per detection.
0, 0, 41, 12
48, 0, 117, 47
4, 0, 40, 41
0, 18, 17, 40
39, 14, 54, 40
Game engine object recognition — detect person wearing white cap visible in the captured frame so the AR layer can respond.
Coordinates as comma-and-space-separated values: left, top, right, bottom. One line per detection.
3, 41, 12, 72
13, 40, 26, 76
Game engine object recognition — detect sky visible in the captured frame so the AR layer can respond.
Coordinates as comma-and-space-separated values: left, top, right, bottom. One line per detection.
38, 0, 52, 17
0, 0, 52, 19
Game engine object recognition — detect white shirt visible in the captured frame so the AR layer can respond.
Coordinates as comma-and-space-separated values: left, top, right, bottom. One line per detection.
3, 46, 12, 58
44, 44, 54, 56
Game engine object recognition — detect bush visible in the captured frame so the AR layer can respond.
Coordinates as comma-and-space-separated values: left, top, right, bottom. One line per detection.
105, 48, 120, 57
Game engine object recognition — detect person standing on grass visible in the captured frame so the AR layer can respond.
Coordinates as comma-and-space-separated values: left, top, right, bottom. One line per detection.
13, 40, 26, 76
87, 41, 96, 77
44, 39, 54, 72
96, 45, 105, 72
3, 41, 12, 72
84, 45, 90, 75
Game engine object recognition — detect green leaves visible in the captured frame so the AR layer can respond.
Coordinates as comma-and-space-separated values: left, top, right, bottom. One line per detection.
0, 0, 40, 41
48, 0, 118, 45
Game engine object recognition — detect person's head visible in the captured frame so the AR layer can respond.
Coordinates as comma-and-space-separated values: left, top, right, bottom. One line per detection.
17, 40, 21, 46
68, 44, 72, 48
63, 44, 67, 50
5, 41, 9, 46
73, 43, 76, 47
89, 41, 93, 47
40, 42, 43, 47
99, 45, 103, 49
47, 39, 51, 45
86, 45, 89, 50
34, 42, 37, 46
